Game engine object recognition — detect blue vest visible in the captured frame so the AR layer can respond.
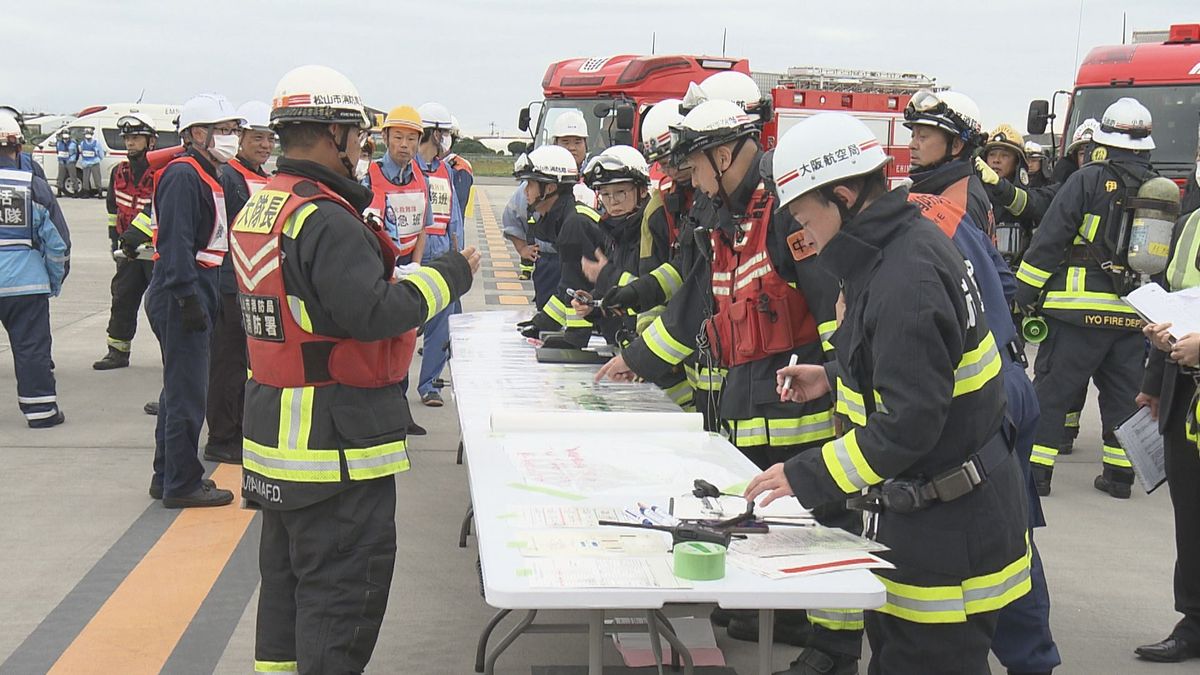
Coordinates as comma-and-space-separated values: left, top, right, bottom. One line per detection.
0, 168, 34, 250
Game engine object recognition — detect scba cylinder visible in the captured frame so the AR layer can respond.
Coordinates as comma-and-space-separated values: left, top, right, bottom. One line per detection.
1127, 176, 1181, 276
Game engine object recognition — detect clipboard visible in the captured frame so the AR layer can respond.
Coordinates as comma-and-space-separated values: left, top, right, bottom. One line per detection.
1112, 406, 1167, 494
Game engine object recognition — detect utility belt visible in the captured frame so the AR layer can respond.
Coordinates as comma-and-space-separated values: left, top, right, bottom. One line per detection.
1004, 337, 1027, 368
847, 430, 1012, 514
1066, 245, 1097, 267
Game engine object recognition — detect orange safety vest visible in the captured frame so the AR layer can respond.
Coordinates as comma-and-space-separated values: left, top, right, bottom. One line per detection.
110, 161, 155, 234
151, 155, 228, 268
705, 185, 818, 367
418, 158, 452, 236
230, 172, 416, 389
365, 160, 428, 256
226, 156, 269, 196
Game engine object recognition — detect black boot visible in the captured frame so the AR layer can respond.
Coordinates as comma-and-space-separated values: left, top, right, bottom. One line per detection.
28, 410, 65, 429
1032, 464, 1052, 497
92, 347, 130, 370
774, 647, 858, 675
203, 443, 242, 464
144, 401, 159, 415
1094, 467, 1133, 499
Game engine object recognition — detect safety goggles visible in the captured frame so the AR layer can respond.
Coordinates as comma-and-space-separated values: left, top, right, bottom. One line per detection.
1100, 121, 1152, 139
117, 116, 155, 136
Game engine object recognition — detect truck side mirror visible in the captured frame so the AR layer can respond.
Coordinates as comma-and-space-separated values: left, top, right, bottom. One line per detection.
615, 103, 635, 131
592, 102, 613, 118
518, 107, 531, 133
613, 130, 633, 146
1027, 100, 1049, 135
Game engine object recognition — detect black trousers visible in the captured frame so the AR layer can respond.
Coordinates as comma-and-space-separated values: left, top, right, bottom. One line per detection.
105, 258, 154, 350
0, 294, 59, 422
205, 292, 245, 451
866, 609, 999, 675
1165, 386, 1200, 642
256, 478, 398, 675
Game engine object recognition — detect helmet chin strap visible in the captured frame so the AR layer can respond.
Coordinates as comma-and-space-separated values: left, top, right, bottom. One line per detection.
704, 136, 749, 217
329, 126, 357, 178
526, 181, 556, 216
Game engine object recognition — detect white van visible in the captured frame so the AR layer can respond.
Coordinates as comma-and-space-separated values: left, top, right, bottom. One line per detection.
33, 103, 181, 195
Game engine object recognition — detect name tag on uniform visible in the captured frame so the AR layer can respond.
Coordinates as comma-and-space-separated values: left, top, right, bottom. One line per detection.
0, 185, 31, 229
239, 294, 284, 341
787, 228, 817, 261
233, 190, 291, 234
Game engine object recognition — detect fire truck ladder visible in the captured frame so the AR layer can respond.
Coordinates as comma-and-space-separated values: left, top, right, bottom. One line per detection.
781, 66, 939, 94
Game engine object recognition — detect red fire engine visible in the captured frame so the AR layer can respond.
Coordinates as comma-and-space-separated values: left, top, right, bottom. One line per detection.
1028, 23, 1200, 185
520, 56, 934, 186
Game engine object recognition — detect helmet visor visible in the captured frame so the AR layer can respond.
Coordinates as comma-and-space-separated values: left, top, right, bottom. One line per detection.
117, 115, 155, 136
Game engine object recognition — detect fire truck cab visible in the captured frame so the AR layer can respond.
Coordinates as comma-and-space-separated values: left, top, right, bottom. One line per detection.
1028, 23, 1200, 185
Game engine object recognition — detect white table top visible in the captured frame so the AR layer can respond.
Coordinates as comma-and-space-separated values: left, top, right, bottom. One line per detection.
450, 311, 885, 611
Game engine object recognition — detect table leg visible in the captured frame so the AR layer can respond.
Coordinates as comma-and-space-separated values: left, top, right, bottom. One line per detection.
483, 609, 538, 675
588, 610, 604, 675
474, 608, 512, 673
646, 611, 665, 675
459, 504, 474, 548
456, 439, 464, 464
758, 608, 774, 675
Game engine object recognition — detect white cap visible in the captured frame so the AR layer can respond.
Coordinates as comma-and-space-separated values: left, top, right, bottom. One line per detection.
1092, 97, 1154, 151
178, 93, 244, 132
773, 112, 891, 210
550, 110, 588, 140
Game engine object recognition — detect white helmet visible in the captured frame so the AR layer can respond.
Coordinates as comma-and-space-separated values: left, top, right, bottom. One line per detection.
1023, 140, 1045, 159
550, 110, 588, 141
450, 114, 461, 137
1066, 118, 1101, 155
772, 112, 891, 211
1092, 97, 1154, 151
679, 82, 710, 114
237, 101, 272, 132
640, 98, 683, 163
903, 89, 983, 145
513, 144, 579, 185
670, 98, 759, 161
0, 115, 21, 147
418, 102, 453, 131
700, 71, 767, 115
116, 112, 157, 137
582, 145, 651, 188
177, 93, 244, 132
270, 65, 371, 130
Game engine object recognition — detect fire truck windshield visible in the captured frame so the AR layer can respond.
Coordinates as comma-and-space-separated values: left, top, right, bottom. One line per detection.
533, 98, 625, 153
1067, 85, 1200, 169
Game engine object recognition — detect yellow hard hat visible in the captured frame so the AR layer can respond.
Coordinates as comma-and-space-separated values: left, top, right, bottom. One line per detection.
382, 105, 423, 134
984, 124, 1025, 160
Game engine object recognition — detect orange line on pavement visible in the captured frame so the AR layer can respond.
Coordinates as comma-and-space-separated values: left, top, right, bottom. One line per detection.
48, 464, 254, 675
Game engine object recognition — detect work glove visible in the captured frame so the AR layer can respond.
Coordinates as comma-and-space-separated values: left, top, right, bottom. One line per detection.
974, 157, 1000, 186
601, 284, 642, 313
178, 295, 208, 333
1014, 284, 1041, 316
118, 228, 151, 259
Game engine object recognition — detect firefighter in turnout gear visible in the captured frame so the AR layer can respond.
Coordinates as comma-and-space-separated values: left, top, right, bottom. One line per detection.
516, 145, 603, 348
1015, 97, 1161, 499
238, 65, 479, 674
904, 89, 995, 234
976, 124, 1056, 267
750, 112, 1029, 675
95, 113, 158, 370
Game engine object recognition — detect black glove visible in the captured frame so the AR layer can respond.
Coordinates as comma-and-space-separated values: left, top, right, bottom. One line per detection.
118, 228, 151, 259
518, 322, 541, 339
1014, 285, 1040, 316
178, 295, 208, 333
109, 229, 120, 254
602, 284, 642, 313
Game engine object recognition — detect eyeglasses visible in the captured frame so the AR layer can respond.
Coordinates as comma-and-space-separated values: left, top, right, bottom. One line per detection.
598, 186, 635, 203
212, 124, 241, 135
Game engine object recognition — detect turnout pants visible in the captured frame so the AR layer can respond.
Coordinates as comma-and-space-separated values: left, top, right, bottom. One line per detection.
1164, 385, 1200, 643
531, 250, 560, 310
866, 608, 999, 675
147, 280, 216, 498
105, 258, 154, 352
255, 477, 398, 675
205, 291, 245, 452
0, 294, 59, 423
1029, 318, 1142, 480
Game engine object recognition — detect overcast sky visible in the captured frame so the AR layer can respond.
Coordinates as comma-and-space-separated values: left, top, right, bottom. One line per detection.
5, 0, 1190, 136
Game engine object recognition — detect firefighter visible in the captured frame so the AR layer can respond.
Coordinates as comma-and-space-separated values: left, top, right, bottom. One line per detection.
54, 128, 77, 197
1025, 141, 1050, 188
502, 110, 592, 300
1015, 97, 1159, 499
78, 127, 105, 198
976, 124, 1056, 267
904, 89, 994, 233
516, 144, 603, 348
201, 101, 273, 464
92, 114, 158, 370
413, 102, 460, 407
0, 114, 69, 428
1051, 118, 1100, 185
145, 93, 244, 508
234, 65, 478, 673
1136, 202, 1200, 664
750, 111, 1030, 675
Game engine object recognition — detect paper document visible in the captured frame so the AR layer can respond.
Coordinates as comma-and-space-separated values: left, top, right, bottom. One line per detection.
512, 529, 672, 557
502, 506, 629, 528
528, 557, 692, 588
611, 617, 726, 668
729, 551, 894, 579
1113, 406, 1167, 493
1123, 283, 1200, 338
728, 526, 888, 558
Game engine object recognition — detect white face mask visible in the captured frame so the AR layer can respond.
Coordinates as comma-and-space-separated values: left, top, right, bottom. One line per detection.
356, 158, 370, 179
209, 132, 239, 163
440, 133, 453, 154
1195, 161, 1200, 186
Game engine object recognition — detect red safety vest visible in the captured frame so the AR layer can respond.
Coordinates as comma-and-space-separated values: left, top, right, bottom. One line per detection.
111, 161, 155, 234
226, 156, 269, 196
151, 155, 228, 268
365, 161, 428, 256
705, 186, 818, 367
418, 159, 453, 236
231, 172, 416, 389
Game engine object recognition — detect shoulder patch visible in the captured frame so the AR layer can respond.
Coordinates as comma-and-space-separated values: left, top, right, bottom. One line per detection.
232, 190, 291, 234
1091, 146, 1108, 162
1104, 180, 1118, 193
787, 228, 818, 261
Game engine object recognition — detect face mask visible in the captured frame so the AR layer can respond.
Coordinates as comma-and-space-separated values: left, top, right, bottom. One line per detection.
209, 132, 239, 163
440, 133, 452, 154
85, 134, 93, 140
356, 158, 370, 179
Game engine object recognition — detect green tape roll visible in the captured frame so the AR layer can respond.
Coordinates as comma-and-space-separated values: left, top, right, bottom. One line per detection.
673, 541, 727, 581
